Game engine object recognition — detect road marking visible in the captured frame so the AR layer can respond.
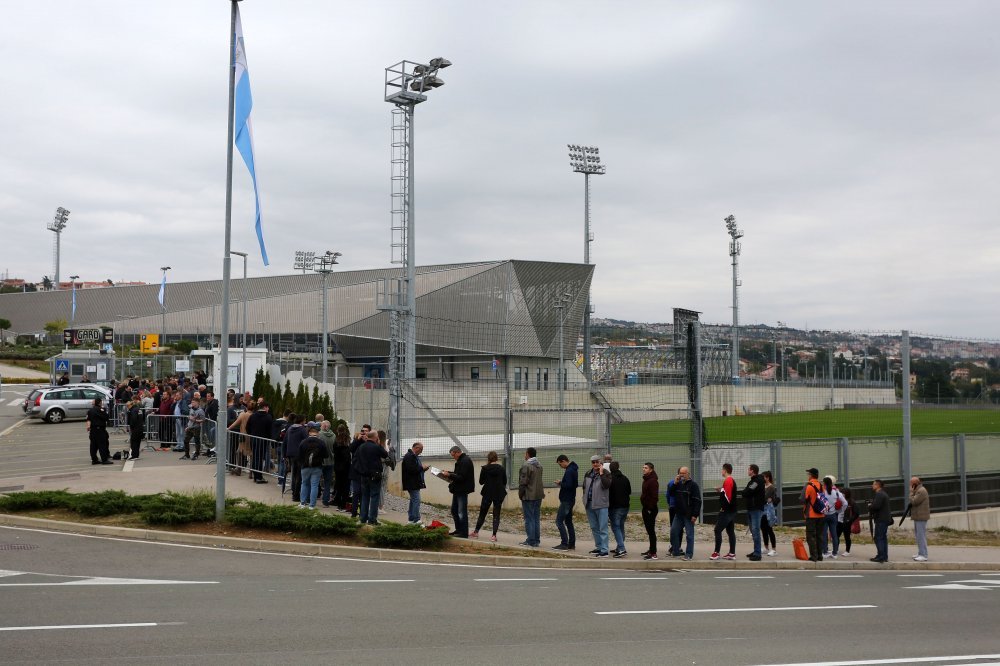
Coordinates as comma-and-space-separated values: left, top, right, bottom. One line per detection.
0, 622, 166, 632
715, 575, 774, 579
950, 580, 1000, 585
122, 459, 135, 472
6, 399, 23, 407
904, 584, 993, 591
898, 574, 944, 577
750, 654, 1000, 666
0, 569, 217, 587
596, 604, 876, 615
317, 579, 415, 583
0, 420, 26, 439
816, 575, 864, 578
474, 577, 558, 582
601, 577, 669, 580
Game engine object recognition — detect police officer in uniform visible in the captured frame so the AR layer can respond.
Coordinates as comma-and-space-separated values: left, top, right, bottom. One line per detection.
86, 398, 113, 465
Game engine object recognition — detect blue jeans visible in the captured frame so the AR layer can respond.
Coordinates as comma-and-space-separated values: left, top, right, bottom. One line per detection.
874, 521, 889, 561
174, 416, 185, 448
321, 465, 334, 504
748, 508, 763, 556
451, 493, 469, 537
556, 500, 576, 547
822, 513, 840, 554
586, 506, 609, 554
350, 479, 362, 517
670, 514, 696, 558
407, 489, 422, 523
360, 478, 381, 523
609, 507, 629, 553
300, 467, 321, 508
522, 499, 542, 546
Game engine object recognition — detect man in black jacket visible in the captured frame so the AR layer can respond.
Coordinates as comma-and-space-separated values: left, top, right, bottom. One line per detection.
869, 479, 892, 563
743, 463, 766, 561
441, 445, 474, 538
355, 431, 389, 525
348, 425, 371, 518
401, 442, 428, 525
246, 401, 274, 484
203, 391, 219, 455
668, 466, 701, 560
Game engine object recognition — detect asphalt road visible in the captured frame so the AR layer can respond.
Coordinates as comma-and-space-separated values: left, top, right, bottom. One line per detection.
0, 525, 998, 665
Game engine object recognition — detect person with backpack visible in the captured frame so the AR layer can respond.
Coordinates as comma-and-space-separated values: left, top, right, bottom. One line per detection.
608, 461, 632, 558
743, 463, 766, 561
297, 424, 328, 510
838, 487, 859, 557
802, 467, 825, 562
820, 476, 846, 558
761, 470, 779, 556
710, 463, 738, 561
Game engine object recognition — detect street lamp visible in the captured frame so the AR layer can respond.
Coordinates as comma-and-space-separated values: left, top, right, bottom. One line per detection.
159, 266, 171, 345
724, 215, 743, 383
553, 292, 571, 409
69, 275, 80, 327
115, 314, 134, 380
47, 207, 70, 290
567, 144, 605, 383
295, 249, 341, 386
207, 290, 217, 348
229, 251, 249, 392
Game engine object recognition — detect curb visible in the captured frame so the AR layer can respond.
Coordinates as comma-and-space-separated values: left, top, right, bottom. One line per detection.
2, 513, 997, 571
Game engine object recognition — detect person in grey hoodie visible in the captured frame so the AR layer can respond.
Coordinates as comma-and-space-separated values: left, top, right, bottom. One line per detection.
317, 421, 337, 507
582, 454, 613, 557
518, 447, 544, 547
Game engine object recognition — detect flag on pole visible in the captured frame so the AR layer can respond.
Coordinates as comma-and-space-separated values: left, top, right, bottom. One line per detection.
233, 6, 269, 266
71, 282, 77, 321
158, 272, 166, 308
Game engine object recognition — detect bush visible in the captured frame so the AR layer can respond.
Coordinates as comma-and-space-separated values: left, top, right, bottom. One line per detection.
360, 522, 450, 550
68, 490, 147, 517
141, 491, 219, 525
225, 501, 360, 537
0, 490, 75, 512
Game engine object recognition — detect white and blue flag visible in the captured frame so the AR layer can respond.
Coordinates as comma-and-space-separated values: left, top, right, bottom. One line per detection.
158, 272, 166, 308
71, 281, 77, 321
233, 7, 269, 266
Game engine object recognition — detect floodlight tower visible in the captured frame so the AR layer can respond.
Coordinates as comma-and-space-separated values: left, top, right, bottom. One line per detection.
296, 249, 341, 386
567, 145, 605, 383
47, 207, 70, 290
724, 214, 743, 383
381, 56, 451, 454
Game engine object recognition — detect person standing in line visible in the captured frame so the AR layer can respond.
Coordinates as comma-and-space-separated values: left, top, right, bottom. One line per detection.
246, 402, 274, 483
909, 476, 930, 562
297, 424, 329, 510
126, 398, 144, 460
440, 445, 475, 538
331, 424, 352, 510
355, 431, 389, 524
711, 463, 737, 561
639, 462, 659, 560
608, 461, 632, 558
86, 397, 112, 465
838, 487, 858, 557
820, 476, 846, 559
582, 455, 612, 557
472, 451, 507, 541
401, 442, 428, 525
283, 414, 307, 502
668, 466, 700, 560
743, 463, 765, 561
552, 454, 578, 551
518, 447, 544, 547
348, 424, 371, 518
761, 470, 779, 556
316, 421, 337, 502
180, 397, 206, 461
869, 479, 892, 563
802, 467, 825, 562
664, 467, 680, 556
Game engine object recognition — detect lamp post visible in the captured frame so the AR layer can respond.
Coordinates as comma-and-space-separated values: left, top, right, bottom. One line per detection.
553, 292, 571, 409
229, 251, 248, 393
115, 314, 135, 380
159, 266, 171, 346
48, 207, 70, 290
567, 145, 605, 383
295, 250, 341, 386
725, 215, 743, 383
206, 290, 217, 348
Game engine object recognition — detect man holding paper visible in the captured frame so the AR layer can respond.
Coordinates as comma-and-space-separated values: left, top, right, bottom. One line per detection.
440, 445, 475, 538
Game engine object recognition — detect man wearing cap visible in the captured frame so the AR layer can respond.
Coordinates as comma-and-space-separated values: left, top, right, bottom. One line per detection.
582, 454, 612, 557
297, 424, 328, 510
802, 467, 825, 562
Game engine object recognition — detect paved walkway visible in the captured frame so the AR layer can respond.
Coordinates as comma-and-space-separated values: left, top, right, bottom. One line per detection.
0, 362, 49, 380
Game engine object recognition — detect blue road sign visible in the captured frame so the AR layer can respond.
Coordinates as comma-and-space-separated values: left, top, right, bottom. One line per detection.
55, 359, 70, 372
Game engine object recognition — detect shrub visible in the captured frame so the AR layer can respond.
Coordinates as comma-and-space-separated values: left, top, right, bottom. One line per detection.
141, 491, 219, 525
0, 490, 75, 512
225, 501, 360, 537
68, 490, 147, 517
360, 522, 449, 550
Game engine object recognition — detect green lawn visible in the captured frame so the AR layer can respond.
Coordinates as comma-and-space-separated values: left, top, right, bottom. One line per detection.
611, 408, 1000, 446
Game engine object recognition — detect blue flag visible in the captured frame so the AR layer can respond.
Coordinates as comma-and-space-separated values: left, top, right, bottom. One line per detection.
71, 281, 77, 321
158, 272, 166, 307
233, 7, 269, 266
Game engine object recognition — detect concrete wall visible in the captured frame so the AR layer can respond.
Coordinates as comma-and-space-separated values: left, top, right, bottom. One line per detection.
927, 507, 1000, 532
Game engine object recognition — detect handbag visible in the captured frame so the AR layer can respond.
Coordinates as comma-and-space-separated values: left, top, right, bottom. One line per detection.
850, 517, 861, 534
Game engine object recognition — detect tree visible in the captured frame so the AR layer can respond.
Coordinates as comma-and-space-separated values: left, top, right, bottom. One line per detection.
252, 368, 267, 398
171, 339, 198, 354
44, 319, 67, 343
41, 276, 53, 291
0, 317, 10, 347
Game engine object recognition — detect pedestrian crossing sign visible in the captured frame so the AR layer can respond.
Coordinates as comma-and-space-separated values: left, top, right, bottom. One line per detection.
55, 359, 70, 372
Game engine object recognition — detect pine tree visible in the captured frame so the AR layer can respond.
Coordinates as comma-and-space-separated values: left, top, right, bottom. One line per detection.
252, 368, 267, 399
295, 382, 310, 416
272, 383, 284, 414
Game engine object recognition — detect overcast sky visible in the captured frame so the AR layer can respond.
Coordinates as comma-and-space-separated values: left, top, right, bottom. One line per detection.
1, 1, 997, 338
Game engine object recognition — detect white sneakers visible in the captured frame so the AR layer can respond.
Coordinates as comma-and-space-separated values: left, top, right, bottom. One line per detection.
914, 555, 928, 562
766, 549, 776, 557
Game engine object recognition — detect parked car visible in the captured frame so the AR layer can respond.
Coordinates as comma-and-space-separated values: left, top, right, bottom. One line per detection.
23, 385, 114, 423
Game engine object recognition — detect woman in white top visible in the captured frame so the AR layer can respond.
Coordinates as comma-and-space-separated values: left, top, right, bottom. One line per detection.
820, 476, 846, 558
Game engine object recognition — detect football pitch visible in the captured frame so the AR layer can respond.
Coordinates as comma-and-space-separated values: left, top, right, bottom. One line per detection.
611, 407, 1000, 446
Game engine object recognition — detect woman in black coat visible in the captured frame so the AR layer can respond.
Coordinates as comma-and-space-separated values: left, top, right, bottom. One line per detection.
331, 424, 353, 509
471, 451, 507, 542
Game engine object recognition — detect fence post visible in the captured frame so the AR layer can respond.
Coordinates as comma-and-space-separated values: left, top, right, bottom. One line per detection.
505, 405, 514, 490
604, 409, 612, 455
958, 433, 967, 512
901, 329, 912, 486
840, 437, 850, 489
774, 439, 783, 525
687, 321, 705, 523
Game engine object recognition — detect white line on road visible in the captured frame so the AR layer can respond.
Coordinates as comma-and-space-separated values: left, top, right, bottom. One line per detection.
715, 575, 774, 579
474, 577, 558, 582
898, 574, 944, 577
750, 654, 1000, 666
596, 604, 876, 616
0, 622, 168, 632
122, 459, 135, 472
601, 577, 669, 580
6, 398, 23, 406
317, 579, 415, 583
816, 575, 864, 578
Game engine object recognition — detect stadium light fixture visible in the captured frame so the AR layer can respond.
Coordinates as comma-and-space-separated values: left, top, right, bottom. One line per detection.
567, 144, 605, 383
725, 214, 743, 383
47, 207, 71, 291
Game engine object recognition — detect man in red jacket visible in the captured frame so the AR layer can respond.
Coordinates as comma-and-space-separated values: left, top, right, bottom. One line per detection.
710, 463, 737, 561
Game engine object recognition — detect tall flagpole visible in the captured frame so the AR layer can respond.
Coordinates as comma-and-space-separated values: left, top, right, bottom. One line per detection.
216, 0, 239, 521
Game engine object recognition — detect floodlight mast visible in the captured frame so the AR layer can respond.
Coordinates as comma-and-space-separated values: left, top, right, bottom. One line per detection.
47, 207, 70, 291
725, 214, 743, 383
381, 56, 451, 454
296, 250, 342, 386
567, 145, 605, 383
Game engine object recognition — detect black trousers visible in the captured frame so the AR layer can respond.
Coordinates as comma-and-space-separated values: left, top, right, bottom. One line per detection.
805, 516, 823, 561
287, 459, 302, 502
333, 469, 351, 508
89, 429, 110, 462
641, 506, 658, 554
714, 511, 737, 555
129, 430, 143, 459
836, 519, 852, 553
761, 515, 777, 549
475, 496, 504, 535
